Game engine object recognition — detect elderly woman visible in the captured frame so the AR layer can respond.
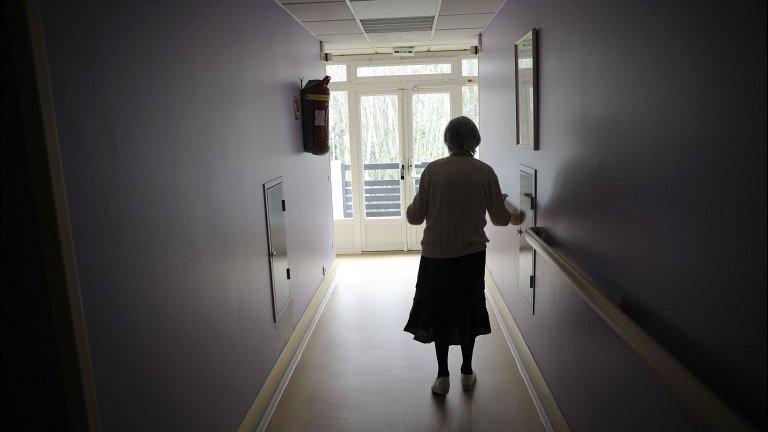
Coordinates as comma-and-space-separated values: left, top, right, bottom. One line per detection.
403, 116, 523, 395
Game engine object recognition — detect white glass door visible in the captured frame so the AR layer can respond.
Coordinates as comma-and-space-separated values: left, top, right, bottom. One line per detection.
327, 57, 480, 254
357, 92, 406, 251
405, 89, 456, 250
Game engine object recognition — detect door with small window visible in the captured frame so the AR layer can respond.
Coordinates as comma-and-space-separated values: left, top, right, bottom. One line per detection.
405, 89, 457, 250
358, 91, 407, 251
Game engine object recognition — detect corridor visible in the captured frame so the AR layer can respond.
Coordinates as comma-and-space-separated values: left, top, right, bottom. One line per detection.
266, 254, 543, 432
3, 0, 765, 430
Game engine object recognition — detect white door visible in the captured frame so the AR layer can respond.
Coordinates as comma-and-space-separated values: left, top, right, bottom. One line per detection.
357, 91, 407, 251
327, 57, 480, 254
353, 88, 460, 252
405, 89, 457, 250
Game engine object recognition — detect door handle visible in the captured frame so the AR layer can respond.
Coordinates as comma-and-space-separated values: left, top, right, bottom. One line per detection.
400, 164, 405, 180
269, 250, 277, 258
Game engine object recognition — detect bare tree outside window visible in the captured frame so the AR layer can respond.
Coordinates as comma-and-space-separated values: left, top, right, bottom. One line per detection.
412, 93, 451, 178
326, 59, 480, 220
360, 94, 399, 179
462, 58, 478, 77
462, 85, 479, 128
360, 94, 401, 217
326, 64, 347, 82
357, 63, 451, 78
329, 91, 352, 219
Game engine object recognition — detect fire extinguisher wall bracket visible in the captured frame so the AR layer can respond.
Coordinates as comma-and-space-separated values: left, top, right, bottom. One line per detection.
300, 75, 332, 155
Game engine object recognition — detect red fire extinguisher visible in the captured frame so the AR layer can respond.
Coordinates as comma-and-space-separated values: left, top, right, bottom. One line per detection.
300, 76, 332, 155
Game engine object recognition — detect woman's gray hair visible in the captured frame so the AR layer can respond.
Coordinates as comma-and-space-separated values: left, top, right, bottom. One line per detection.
444, 116, 481, 155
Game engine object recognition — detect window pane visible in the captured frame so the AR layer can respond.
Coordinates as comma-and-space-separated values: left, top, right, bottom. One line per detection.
462, 58, 478, 77
325, 64, 347, 82
463, 85, 480, 156
360, 95, 401, 218
329, 91, 352, 219
412, 93, 451, 179
462, 85, 479, 127
357, 63, 451, 78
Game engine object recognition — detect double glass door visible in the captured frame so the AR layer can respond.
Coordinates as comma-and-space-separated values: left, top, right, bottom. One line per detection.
355, 88, 457, 251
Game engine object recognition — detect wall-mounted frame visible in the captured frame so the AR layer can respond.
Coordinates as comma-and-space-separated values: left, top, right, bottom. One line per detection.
514, 28, 538, 150
517, 165, 537, 312
263, 176, 291, 323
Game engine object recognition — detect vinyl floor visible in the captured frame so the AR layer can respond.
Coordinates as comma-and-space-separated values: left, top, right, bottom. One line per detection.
266, 253, 545, 432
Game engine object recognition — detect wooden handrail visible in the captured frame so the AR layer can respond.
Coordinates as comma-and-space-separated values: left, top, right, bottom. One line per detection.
523, 228, 754, 432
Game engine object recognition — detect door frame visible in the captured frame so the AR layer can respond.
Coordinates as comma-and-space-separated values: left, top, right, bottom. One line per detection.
8, 0, 103, 429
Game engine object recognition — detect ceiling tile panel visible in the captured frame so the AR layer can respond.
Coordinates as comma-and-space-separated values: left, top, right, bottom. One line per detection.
429, 43, 472, 51
375, 41, 426, 48
438, 0, 505, 15
435, 13, 493, 29
303, 20, 361, 35
368, 30, 431, 44
433, 28, 480, 40
361, 16, 434, 33
350, 0, 439, 19
283, 2, 354, 21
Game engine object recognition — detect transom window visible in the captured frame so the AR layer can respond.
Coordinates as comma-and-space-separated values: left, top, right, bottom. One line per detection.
461, 58, 478, 77
325, 64, 347, 82
356, 63, 452, 78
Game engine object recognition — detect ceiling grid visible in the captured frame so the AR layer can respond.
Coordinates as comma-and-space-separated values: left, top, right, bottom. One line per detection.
276, 0, 505, 55
426, 0, 442, 52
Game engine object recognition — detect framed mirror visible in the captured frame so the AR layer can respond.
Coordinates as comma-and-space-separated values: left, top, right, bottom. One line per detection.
515, 28, 538, 150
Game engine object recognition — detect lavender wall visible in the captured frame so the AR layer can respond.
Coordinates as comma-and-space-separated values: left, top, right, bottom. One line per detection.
38, 0, 333, 430
480, 0, 766, 430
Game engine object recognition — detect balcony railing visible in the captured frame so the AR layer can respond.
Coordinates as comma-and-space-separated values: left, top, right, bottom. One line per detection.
339, 162, 427, 218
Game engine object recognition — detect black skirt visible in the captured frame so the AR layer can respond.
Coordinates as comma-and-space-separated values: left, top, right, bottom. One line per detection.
403, 250, 492, 345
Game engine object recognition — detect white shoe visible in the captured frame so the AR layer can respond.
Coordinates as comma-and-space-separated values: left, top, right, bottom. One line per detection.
460, 373, 476, 391
431, 377, 450, 395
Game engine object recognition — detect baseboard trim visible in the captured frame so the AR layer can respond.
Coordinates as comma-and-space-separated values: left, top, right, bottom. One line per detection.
238, 259, 340, 432
485, 269, 570, 432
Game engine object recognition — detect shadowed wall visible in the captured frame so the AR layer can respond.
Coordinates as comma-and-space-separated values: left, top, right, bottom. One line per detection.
37, 0, 332, 429
480, 0, 766, 430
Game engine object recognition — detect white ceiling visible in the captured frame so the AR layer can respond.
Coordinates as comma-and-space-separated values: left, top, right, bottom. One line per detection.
277, 0, 506, 55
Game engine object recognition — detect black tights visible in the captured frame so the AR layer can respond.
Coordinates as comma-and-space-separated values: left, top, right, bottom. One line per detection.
435, 338, 475, 377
